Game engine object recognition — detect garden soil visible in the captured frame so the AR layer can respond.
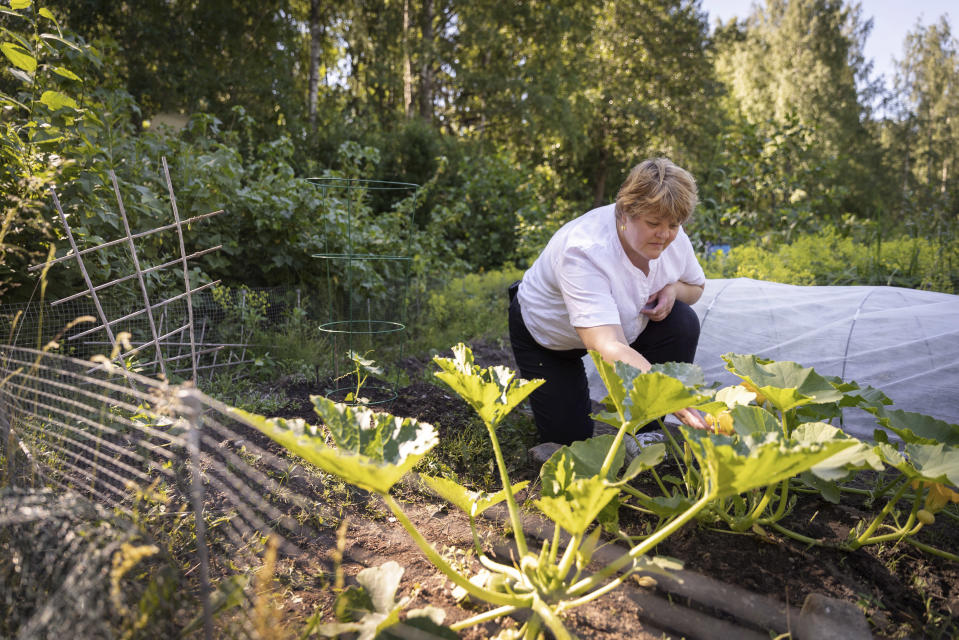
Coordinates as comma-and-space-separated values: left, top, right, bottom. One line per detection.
268, 340, 959, 640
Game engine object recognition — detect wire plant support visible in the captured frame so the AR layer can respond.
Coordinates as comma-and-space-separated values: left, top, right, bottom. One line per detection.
308, 177, 419, 407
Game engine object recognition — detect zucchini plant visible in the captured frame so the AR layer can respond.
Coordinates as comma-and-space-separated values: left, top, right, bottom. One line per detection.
626, 353, 959, 559
235, 344, 856, 639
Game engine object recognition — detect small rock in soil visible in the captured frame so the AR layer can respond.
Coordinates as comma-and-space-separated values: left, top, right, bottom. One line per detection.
796, 593, 872, 640
529, 442, 562, 467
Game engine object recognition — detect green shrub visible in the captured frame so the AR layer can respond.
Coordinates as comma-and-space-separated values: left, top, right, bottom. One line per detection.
411, 267, 524, 352
703, 227, 957, 293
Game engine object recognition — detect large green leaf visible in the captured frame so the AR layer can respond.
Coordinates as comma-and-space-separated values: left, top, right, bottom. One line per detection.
378, 617, 459, 640
39, 90, 78, 110
887, 443, 959, 486
623, 373, 709, 429
722, 353, 843, 414
420, 474, 529, 517
1, 42, 36, 72
233, 402, 437, 494
868, 406, 959, 446
793, 422, 882, 481
589, 352, 633, 414
535, 474, 620, 535
540, 435, 625, 495
537, 443, 624, 534
799, 472, 842, 504
358, 561, 405, 615
715, 385, 757, 408
683, 429, 856, 500
832, 379, 892, 410
729, 404, 780, 436
643, 492, 696, 517
319, 562, 407, 640
591, 356, 707, 432
649, 361, 705, 388
433, 343, 543, 428
618, 442, 666, 484
51, 66, 81, 81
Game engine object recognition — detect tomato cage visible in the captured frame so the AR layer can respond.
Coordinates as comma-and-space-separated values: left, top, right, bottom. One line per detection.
308, 177, 420, 407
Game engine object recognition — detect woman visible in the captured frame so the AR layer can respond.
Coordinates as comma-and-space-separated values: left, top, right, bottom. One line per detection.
509, 157, 709, 446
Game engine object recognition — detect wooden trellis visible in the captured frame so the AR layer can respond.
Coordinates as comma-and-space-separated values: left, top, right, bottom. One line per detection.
28, 157, 230, 382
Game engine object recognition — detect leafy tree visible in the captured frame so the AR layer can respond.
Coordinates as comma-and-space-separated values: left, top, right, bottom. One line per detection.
0, 0, 93, 300
892, 17, 959, 239
55, 0, 304, 141
449, 0, 720, 209
696, 115, 846, 247
712, 0, 882, 222
573, 0, 720, 206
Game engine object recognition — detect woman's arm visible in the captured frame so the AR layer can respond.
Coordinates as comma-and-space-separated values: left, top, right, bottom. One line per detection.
575, 323, 709, 431
641, 281, 704, 323
577, 324, 653, 373
672, 281, 704, 305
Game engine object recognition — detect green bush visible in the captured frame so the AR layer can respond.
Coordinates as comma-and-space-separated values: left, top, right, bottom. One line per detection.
703, 227, 957, 293
411, 267, 524, 352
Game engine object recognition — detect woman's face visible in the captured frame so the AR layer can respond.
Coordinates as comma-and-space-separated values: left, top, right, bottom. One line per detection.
620, 212, 680, 267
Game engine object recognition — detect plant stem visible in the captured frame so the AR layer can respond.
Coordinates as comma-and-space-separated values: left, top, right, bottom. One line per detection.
555, 532, 582, 582
382, 493, 524, 607
530, 595, 572, 640
860, 524, 923, 545
569, 491, 714, 596
485, 420, 529, 558
647, 466, 670, 497
477, 550, 524, 582
558, 560, 641, 612
619, 483, 654, 503
847, 478, 909, 550
449, 605, 520, 631
548, 521, 562, 564
769, 522, 829, 547
599, 423, 628, 478
904, 536, 959, 562
734, 484, 774, 531
521, 614, 542, 640
836, 485, 873, 497
868, 472, 900, 503
469, 515, 484, 555
760, 479, 791, 525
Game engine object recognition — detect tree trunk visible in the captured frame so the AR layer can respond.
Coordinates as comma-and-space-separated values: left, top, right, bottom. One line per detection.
402, 0, 413, 118
418, 0, 434, 120
308, 0, 323, 132
593, 146, 609, 208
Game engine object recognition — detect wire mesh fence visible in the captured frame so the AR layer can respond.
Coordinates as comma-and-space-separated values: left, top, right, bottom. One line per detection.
0, 344, 341, 639
1, 286, 310, 380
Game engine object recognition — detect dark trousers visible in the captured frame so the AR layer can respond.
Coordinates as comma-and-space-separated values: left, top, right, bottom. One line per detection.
508, 284, 701, 445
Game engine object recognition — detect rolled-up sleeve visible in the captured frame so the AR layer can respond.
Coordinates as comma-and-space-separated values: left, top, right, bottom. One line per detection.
678, 234, 706, 286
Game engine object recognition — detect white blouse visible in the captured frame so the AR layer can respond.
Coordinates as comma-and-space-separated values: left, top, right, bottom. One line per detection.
517, 203, 705, 350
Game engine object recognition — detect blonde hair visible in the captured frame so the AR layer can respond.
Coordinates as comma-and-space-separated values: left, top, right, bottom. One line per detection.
615, 158, 698, 224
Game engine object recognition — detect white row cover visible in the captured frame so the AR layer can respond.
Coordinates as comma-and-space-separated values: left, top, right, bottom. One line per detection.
587, 277, 959, 440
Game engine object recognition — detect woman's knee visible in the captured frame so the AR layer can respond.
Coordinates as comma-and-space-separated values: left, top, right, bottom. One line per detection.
670, 300, 701, 342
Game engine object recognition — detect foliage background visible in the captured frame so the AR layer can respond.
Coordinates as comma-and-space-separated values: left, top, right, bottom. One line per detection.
2, 0, 958, 308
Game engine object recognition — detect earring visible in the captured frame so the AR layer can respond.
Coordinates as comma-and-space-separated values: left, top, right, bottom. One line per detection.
620, 224, 626, 232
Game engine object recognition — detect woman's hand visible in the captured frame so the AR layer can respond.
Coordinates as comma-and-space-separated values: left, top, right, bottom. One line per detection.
641, 283, 677, 322
672, 407, 710, 431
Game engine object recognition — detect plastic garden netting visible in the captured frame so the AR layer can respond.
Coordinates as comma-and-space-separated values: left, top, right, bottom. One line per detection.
589, 277, 959, 440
